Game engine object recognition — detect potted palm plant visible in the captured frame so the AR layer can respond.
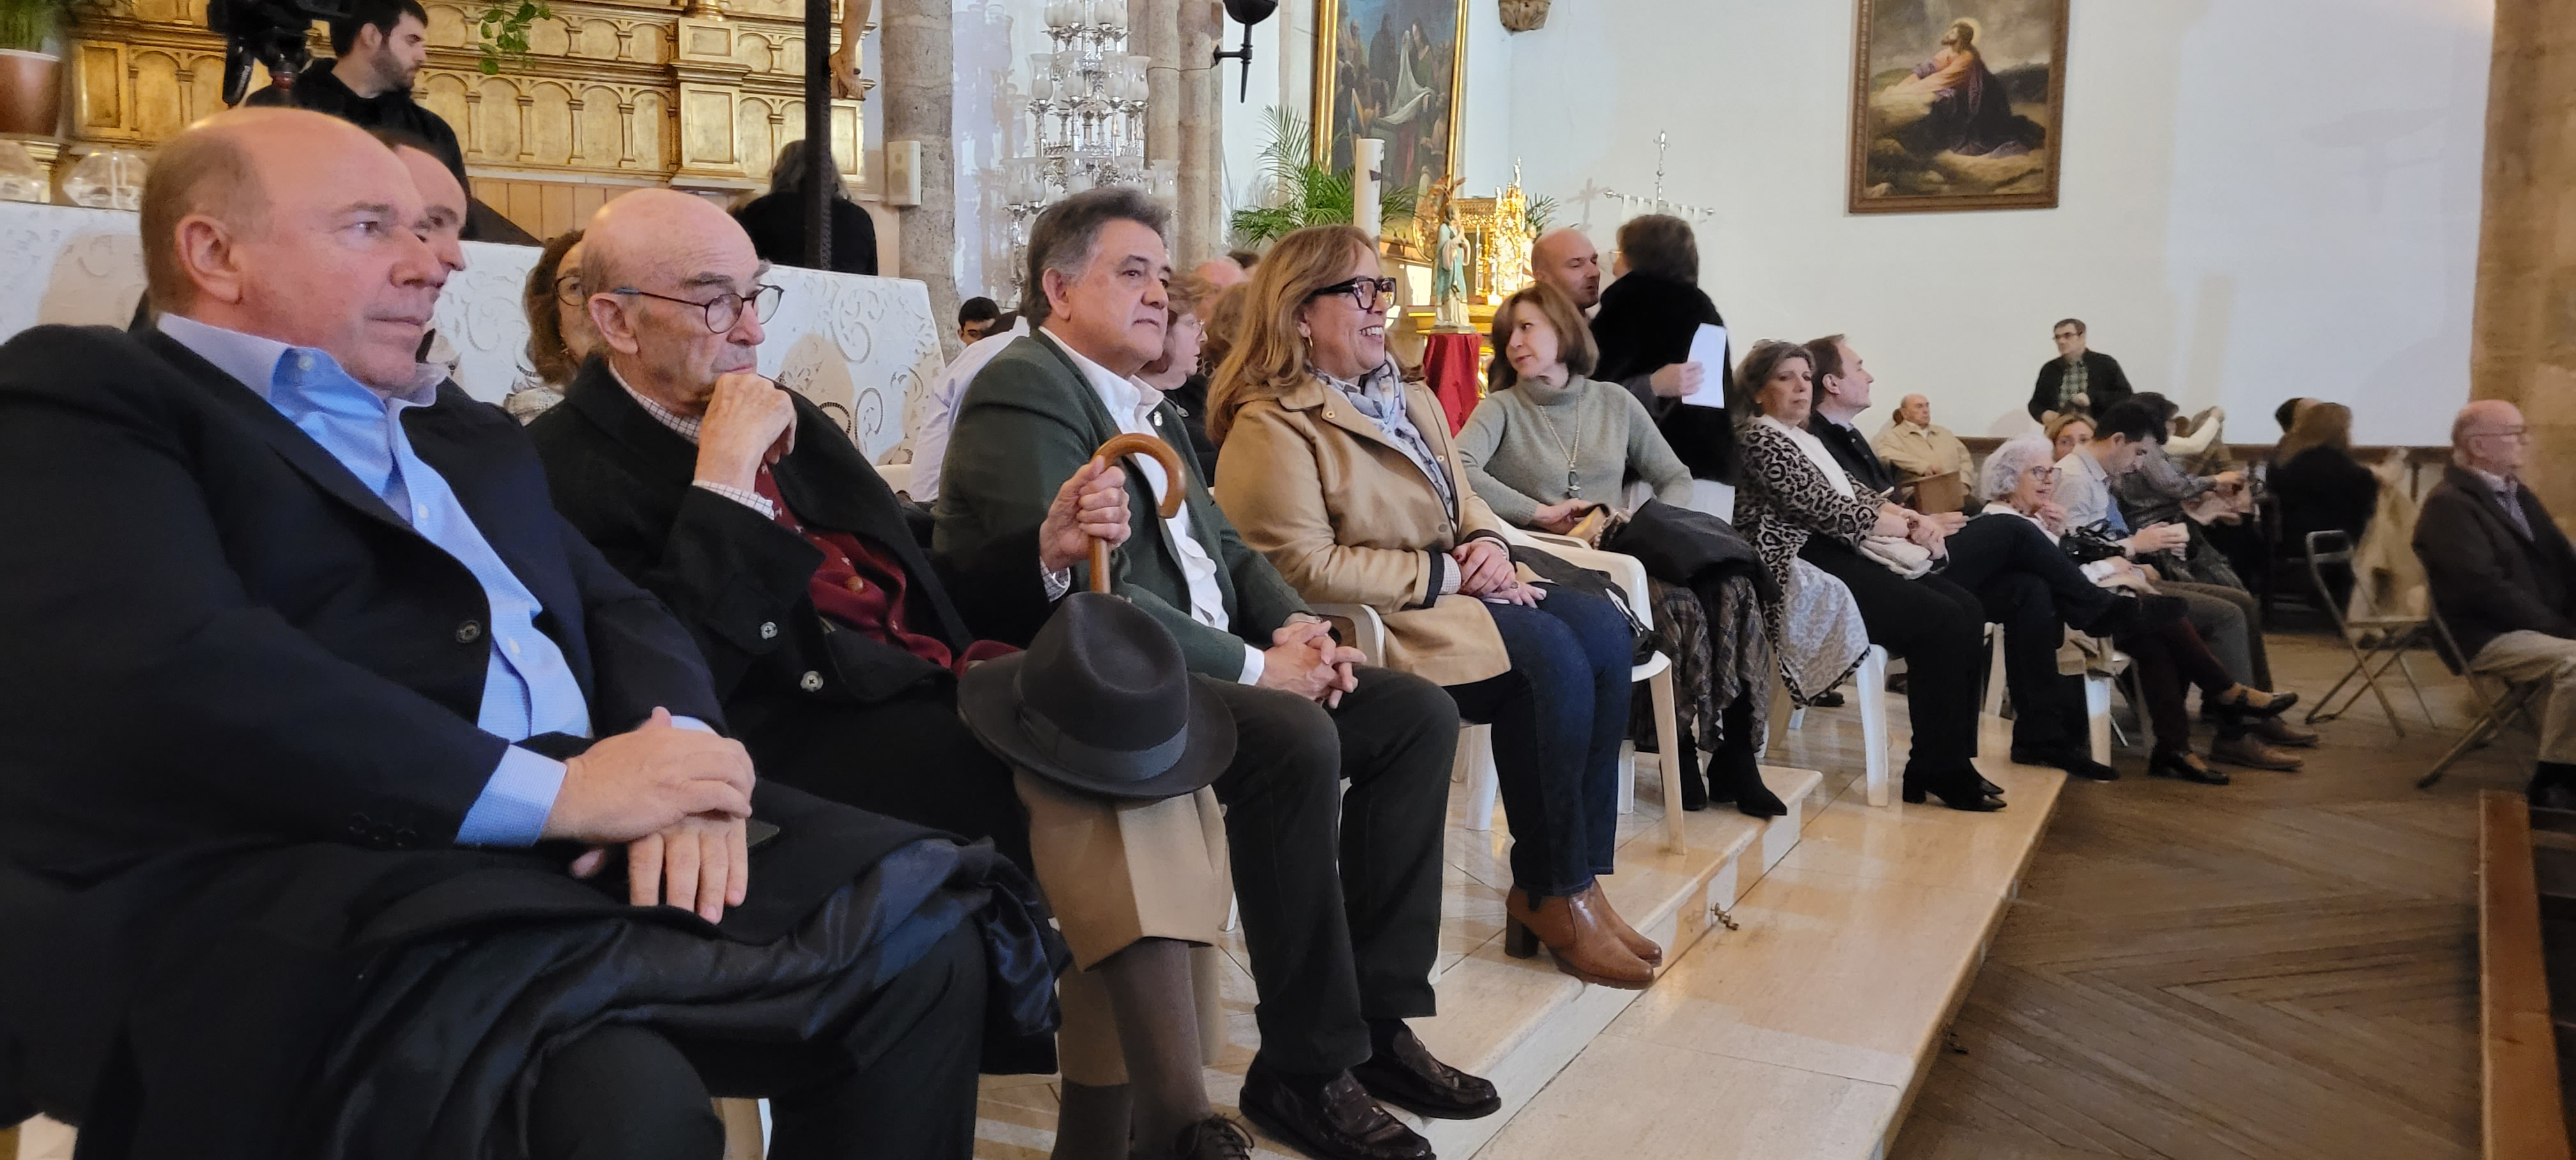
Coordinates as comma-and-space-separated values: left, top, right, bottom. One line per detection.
0, 0, 70, 137
1229, 107, 1416, 248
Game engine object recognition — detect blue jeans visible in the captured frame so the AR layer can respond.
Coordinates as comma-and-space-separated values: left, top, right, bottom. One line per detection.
1445, 588, 1634, 898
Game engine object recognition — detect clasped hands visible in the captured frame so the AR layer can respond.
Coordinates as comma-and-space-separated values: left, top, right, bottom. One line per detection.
1257, 618, 1365, 708
548, 708, 758, 924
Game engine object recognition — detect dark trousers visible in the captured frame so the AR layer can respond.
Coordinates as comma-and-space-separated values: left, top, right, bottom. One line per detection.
2124, 621, 2235, 755
1204, 667, 1457, 1076
1800, 537, 1984, 768
1972, 572, 2091, 757
525, 923, 987, 1160
1446, 590, 1634, 898
748, 687, 1033, 872
1938, 515, 2117, 629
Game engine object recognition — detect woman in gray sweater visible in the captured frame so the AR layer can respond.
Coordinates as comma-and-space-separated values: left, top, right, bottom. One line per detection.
1458, 284, 1795, 818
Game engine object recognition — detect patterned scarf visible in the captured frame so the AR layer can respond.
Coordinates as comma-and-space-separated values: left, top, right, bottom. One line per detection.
1315, 360, 1456, 516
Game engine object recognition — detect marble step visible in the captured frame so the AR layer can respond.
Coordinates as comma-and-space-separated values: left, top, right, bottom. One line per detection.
972, 761, 1834, 1160
1471, 717, 2071, 1160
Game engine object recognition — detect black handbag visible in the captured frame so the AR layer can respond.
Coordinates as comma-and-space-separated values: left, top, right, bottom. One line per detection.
1604, 498, 1778, 606
1506, 544, 1664, 666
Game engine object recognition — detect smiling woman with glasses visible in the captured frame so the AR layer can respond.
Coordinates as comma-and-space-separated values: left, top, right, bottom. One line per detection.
1208, 224, 1664, 991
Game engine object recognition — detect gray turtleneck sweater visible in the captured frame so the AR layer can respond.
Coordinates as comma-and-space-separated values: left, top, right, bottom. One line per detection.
1455, 372, 1694, 526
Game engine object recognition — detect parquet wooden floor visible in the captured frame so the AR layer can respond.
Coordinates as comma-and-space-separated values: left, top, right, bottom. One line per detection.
1890, 631, 2514, 1160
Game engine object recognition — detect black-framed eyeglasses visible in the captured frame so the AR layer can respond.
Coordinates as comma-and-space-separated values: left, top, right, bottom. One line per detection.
613, 284, 786, 332
553, 273, 583, 306
1308, 277, 1399, 312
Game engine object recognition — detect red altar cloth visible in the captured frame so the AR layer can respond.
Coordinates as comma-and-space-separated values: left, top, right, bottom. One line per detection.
1420, 331, 1486, 436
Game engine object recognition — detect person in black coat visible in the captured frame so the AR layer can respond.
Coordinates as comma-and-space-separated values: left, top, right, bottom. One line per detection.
1589, 214, 1736, 482
732, 138, 880, 276
2027, 318, 2135, 422
0, 109, 1055, 1160
2416, 401, 2576, 806
241, 0, 532, 243
2270, 400, 2380, 606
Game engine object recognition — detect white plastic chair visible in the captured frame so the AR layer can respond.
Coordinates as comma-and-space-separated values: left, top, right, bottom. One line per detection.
1314, 528, 1687, 853
1981, 622, 2118, 765
873, 461, 913, 501
1784, 645, 1893, 807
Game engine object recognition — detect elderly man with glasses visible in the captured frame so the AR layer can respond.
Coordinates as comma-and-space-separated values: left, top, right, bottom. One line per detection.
2417, 401, 2576, 807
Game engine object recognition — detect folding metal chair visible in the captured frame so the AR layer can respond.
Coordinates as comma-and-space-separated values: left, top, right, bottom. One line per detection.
2416, 609, 2547, 790
2302, 530, 2441, 735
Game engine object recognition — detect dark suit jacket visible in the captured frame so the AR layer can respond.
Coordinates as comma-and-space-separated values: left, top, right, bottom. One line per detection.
933, 332, 1310, 677
0, 325, 1032, 1152
1807, 412, 1896, 496
526, 358, 1053, 733
2413, 464, 2576, 660
2028, 349, 2134, 422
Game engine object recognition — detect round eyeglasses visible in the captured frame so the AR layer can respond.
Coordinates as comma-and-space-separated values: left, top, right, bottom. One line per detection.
613, 284, 786, 332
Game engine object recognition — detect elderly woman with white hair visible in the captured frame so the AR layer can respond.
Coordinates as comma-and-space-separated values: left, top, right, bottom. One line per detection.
1977, 438, 2303, 784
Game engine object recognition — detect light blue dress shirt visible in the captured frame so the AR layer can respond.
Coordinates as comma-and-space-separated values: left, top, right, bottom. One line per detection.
159, 314, 598, 846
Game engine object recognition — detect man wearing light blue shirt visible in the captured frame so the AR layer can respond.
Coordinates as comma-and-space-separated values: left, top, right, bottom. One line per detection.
0, 107, 1051, 1159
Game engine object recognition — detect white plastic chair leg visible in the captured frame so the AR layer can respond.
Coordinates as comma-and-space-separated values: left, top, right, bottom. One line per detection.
2085, 672, 2113, 765
1459, 723, 1498, 832
1650, 664, 1685, 853
1858, 646, 1892, 807
1616, 740, 1638, 816
1982, 624, 2008, 717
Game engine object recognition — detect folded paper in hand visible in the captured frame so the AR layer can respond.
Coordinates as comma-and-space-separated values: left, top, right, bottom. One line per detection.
1679, 324, 1729, 409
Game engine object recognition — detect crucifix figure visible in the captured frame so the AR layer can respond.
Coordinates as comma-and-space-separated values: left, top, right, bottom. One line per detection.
827, 0, 873, 100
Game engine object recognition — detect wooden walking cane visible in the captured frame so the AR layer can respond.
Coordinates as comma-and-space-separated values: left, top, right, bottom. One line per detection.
1087, 432, 1188, 594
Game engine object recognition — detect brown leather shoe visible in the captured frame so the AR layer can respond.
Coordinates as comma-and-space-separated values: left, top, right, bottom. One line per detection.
2210, 733, 2304, 770
2253, 715, 2320, 747
1583, 882, 1662, 966
1503, 887, 1655, 988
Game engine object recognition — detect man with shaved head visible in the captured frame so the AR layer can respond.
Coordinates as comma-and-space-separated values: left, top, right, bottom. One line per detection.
2418, 400, 2576, 806
0, 108, 1055, 1158
1530, 226, 1705, 409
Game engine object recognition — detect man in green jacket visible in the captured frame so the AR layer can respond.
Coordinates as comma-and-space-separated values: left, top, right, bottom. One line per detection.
937, 189, 1491, 1160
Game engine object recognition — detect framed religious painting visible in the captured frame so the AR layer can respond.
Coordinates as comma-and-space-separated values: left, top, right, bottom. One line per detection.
1313, 0, 1469, 198
1848, 0, 2069, 213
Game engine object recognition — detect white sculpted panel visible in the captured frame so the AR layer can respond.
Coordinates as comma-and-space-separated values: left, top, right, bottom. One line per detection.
0, 201, 941, 461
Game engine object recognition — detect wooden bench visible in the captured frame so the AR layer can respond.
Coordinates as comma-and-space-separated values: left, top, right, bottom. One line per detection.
2481, 791, 2572, 1159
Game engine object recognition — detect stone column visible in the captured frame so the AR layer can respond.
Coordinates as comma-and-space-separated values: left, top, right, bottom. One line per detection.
878, 0, 960, 356
1140, 0, 1181, 169
1174, 0, 1225, 263
2470, 0, 2576, 516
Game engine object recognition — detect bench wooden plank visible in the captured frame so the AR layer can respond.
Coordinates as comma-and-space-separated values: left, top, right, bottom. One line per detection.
2483, 790, 2572, 1160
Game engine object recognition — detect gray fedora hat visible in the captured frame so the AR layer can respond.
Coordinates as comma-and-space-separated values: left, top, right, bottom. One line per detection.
957, 591, 1235, 800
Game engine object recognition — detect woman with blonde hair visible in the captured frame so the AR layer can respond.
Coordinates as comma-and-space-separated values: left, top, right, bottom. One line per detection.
1209, 225, 1658, 989
2046, 411, 2094, 462
2271, 399, 2379, 606
1140, 270, 1220, 481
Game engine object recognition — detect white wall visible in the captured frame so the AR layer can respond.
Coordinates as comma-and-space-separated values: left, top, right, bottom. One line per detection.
1501, 0, 2492, 445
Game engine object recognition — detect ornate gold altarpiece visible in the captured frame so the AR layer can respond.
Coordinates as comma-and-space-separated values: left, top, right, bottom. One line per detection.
59, 0, 866, 237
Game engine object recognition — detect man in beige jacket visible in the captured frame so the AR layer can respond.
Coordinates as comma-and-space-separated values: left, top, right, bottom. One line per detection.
1873, 393, 1979, 511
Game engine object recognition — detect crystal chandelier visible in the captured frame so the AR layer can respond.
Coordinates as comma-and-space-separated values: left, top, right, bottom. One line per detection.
993, 0, 1176, 301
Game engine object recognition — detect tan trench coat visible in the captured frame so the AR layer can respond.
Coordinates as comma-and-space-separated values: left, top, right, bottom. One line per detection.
1212, 374, 1514, 689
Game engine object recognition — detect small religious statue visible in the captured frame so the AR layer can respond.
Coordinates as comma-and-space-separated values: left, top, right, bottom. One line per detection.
1428, 178, 1471, 331
827, 0, 873, 100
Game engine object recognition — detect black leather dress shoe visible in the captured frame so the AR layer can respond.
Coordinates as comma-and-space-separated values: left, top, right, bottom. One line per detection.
1239, 1061, 1433, 1160
2010, 747, 2118, 781
1350, 1024, 1501, 1120
1148, 1115, 1254, 1160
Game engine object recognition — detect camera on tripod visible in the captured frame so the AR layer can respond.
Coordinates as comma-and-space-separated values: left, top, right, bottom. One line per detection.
207, 0, 355, 107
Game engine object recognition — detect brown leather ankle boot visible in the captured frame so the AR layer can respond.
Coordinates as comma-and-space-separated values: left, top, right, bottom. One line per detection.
1583, 882, 1662, 966
1503, 887, 1655, 988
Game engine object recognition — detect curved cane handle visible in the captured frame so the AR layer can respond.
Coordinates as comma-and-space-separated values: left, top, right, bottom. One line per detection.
1087, 432, 1188, 595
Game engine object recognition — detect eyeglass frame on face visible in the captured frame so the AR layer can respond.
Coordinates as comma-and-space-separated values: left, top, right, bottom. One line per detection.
609, 283, 787, 333
1307, 276, 1399, 313
2024, 464, 2063, 482
2470, 427, 2533, 444
553, 273, 583, 306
